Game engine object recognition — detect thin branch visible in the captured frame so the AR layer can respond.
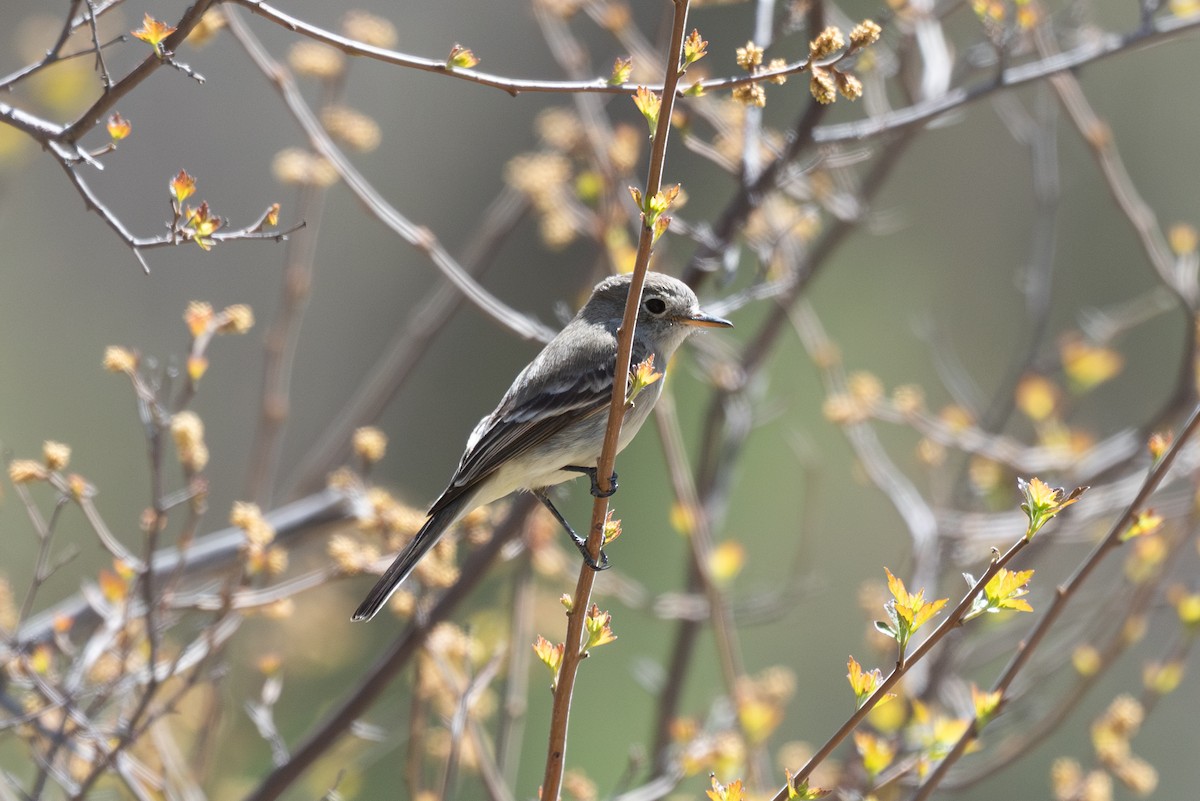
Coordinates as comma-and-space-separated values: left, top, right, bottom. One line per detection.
245, 97, 338, 508
231, 0, 848, 98
495, 553, 535, 787
540, 3, 693, 798
943, 517, 1196, 790
56, 158, 302, 274
435, 649, 505, 799
0, 0, 80, 89
83, 0, 114, 89
650, 390, 751, 767
469, 716, 519, 801
788, 300, 941, 614
1037, 24, 1192, 308
60, 0, 219, 143
0, 32, 125, 90
13, 488, 354, 649
13, 491, 69, 626
769, 533, 1038, 801
911, 401, 1200, 800
813, 11, 1200, 145
223, 7, 555, 344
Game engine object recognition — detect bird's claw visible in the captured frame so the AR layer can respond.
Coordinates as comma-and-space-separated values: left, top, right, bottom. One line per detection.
565, 465, 618, 498
574, 538, 610, 571
534, 488, 613, 572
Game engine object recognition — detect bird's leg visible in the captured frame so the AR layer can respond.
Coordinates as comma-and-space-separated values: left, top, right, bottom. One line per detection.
563, 465, 618, 498
533, 489, 609, 571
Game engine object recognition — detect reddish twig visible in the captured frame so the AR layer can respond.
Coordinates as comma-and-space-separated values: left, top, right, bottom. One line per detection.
539, 3, 693, 797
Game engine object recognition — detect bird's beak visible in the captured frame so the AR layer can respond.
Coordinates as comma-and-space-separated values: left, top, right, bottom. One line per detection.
684, 309, 734, 328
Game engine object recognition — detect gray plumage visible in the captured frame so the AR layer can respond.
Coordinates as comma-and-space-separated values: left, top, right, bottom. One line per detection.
352, 272, 731, 621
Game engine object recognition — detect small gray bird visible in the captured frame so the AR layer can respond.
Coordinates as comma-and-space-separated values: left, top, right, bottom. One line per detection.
352, 272, 732, 621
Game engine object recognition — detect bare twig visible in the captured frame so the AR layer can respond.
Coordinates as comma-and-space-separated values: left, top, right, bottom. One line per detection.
231, 0, 853, 98
60, 0, 218, 143
83, 0, 113, 89
495, 553, 535, 786
540, 3, 693, 797
223, 7, 555, 344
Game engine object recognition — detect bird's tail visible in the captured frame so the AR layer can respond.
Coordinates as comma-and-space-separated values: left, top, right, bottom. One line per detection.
351, 493, 472, 621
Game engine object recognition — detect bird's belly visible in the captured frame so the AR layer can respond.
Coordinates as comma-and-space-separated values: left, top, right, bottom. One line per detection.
473, 381, 661, 506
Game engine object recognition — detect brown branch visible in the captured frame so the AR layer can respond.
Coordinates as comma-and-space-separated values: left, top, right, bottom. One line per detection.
60, 0, 218, 143
911, 401, 1200, 800
768, 533, 1037, 801
231, 0, 845, 98
944, 517, 1196, 790
538, 3, 693, 797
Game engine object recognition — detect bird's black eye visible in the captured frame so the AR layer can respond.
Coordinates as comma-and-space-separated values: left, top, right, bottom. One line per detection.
643, 296, 667, 315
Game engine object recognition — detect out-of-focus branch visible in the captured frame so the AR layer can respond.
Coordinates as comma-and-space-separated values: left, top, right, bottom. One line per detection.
495, 553, 535, 787
245, 49, 348, 507
243, 218, 318, 505
283, 188, 531, 497
242, 495, 536, 801
224, 7, 555, 344
1037, 27, 1192, 309
937, 91, 1062, 546
13, 488, 355, 649
813, 11, 1200, 146
0, 0, 126, 89
789, 301, 941, 604
1034, 24, 1199, 424
650, 390, 753, 772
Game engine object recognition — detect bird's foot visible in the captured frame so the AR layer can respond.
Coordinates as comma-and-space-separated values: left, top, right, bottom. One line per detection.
564, 465, 618, 498
534, 489, 611, 572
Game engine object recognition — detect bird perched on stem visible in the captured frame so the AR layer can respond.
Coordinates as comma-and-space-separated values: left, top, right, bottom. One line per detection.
353, 271, 732, 621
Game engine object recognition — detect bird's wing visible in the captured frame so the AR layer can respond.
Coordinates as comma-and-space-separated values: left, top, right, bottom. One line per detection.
427, 338, 647, 517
